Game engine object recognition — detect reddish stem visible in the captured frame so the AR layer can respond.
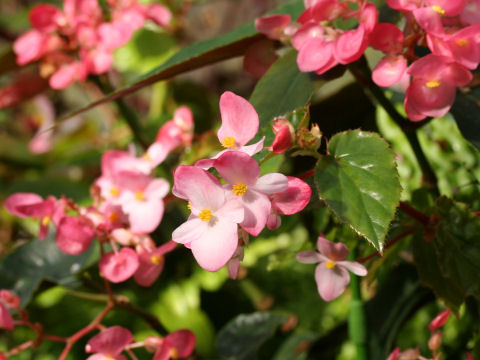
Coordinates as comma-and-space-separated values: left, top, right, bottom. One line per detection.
357, 229, 416, 263
58, 301, 115, 360
299, 169, 315, 180
399, 202, 430, 226
5, 340, 35, 357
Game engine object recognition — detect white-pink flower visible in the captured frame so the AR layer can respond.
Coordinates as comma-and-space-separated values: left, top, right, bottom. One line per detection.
86, 326, 133, 360
296, 235, 367, 301
171, 165, 244, 272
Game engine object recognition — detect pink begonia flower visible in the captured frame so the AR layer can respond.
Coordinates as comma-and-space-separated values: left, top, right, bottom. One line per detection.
29, 4, 62, 32
56, 216, 96, 255
0, 290, 20, 310
134, 241, 177, 287
196, 91, 265, 168
405, 54, 472, 121
0, 303, 14, 331
428, 309, 450, 331
4, 193, 65, 240
296, 235, 367, 301
386, 347, 421, 360
171, 165, 244, 272
114, 171, 169, 234
267, 176, 312, 230
335, 24, 369, 65
214, 151, 288, 236
255, 14, 292, 40
99, 247, 139, 283
152, 330, 196, 360
461, 0, 480, 24
385, 0, 421, 12
372, 55, 407, 87
291, 21, 324, 51
86, 326, 133, 360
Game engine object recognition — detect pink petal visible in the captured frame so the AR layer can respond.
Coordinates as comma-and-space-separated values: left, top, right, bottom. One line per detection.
29, 4, 61, 32
372, 55, 407, 88
413, 7, 444, 36
428, 309, 450, 331
190, 220, 239, 271
296, 250, 324, 264
238, 190, 271, 236
0, 303, 14, 331
215, 199, 244, 224
292, 21, 324, 50
99, 248, 139, 283
56, 216, 95, 255
172, 165, 225, 211
134, 251, 165, 287
297, 38, 329, 72
255, 15, 291, 39
316, 235, 349, 261
315, 263, 350, 301
254, 173, 288, 194
86, 326, 133, 356
172, 218, 207, 244
334, 25, 367, 65
369, 23, 404, 55
13, 30, 48, 65
217, 91, 259, 147
337, 261, 368, 276
271, 176, 312, 215
49, 63, 79, 90
406, 78, 456, 118
238, 137, 265, 156
124, 199, 164, 234
215, 151, 260, 186
165, 330, 196, 358
266, 212, 281, 230
4, 193, 43, 217
147, 4, 172, 28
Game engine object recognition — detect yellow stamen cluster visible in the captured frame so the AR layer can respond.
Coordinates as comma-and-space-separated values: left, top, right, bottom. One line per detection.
143, 152, 152, 161
221, 136, 235, 148
199, 209, 213, 222
109, 212, 119, 223
170, 348, 179, 359
426, 80, 441, 88
455, 39, 469, 47
432, 5, 445, 15
110, 187, 120, 197
41, 216, 51, 226
232, 183, 248, 196
325, 261, 336, 269
135, 191, 145, 201
150, 254, 163, 265
187, 202, 192, 211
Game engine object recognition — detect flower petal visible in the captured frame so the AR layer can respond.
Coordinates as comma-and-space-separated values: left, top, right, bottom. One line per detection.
337, 261, 368, 276
316, 235, 349, 261
315, 263, 350, 301
254, 173, 288, 194
172, 218, 207, 244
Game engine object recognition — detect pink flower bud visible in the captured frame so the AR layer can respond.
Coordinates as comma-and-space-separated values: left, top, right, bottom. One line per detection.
429, 309, 450, 331
428, 330, 443, 352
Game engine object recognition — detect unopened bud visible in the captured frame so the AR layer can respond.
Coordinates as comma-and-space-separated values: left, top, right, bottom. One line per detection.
429, 309, 450, 331
428, 331, 443, 352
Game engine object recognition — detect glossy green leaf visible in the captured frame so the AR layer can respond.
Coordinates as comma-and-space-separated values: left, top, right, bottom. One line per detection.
58, 0, 305, 122
450, 88, 480, 152
0, 232, 97, 306
434, 197, 480, 301
250, 50, 317, 151
314, 130, 401, 250
216, 312, 287, 360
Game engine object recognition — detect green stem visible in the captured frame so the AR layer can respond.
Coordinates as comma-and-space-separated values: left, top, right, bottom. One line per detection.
348, 249, 368, 360
91, 75, 149, 149
348, 57, 438, 192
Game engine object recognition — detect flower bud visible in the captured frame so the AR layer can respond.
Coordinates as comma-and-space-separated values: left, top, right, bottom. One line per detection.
428, 331, 443, 352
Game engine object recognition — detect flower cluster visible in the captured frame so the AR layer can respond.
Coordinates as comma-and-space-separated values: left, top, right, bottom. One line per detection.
256, 0, 478, 121
172, 91, 312, 272
13, 0, 171, 89
4, 105, 193, 286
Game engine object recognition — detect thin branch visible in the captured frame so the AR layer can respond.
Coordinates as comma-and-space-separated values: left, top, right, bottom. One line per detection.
399, 202, 430, 226
357, 229, 416, 263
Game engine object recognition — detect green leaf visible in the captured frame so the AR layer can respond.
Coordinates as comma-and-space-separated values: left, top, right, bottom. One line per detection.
0, 232, 97, 306
412, 230, 464, 313
450, 88, 480, 152
314, 130, 401, 250
58, 0, 305, 122
216, 312, 287, 360
250, 50, 317, 152
434, 197, 480, 301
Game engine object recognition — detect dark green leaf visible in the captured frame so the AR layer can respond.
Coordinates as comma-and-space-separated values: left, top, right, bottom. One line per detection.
314, 130, 401, 250
450, 88, 480, 152
216, 312, 287, 360
434, 197, 480, 301
412, 230, 464, 313
58, 0, 305, 122
250, 50, 317, 152
0, 232, 97, 306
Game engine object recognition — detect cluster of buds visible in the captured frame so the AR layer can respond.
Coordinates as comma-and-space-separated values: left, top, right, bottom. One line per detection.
171, 91, 312, 274
13, 0, 171, 89
4, 105, 193, 286
85, 326, 195, 360
256, 0, 479, 121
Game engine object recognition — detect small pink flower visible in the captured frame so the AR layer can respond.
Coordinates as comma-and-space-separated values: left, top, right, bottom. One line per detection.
152, 330, 196, 360
296, 235, 367, 301
56, 216, 96, 255
0, 290, 20, 310
86, 326, 133, 360
134, 241, 176, 287
267, 118, 294, 154
171, 165, 244, 272
372, 55, 407, 87
0, 303, 13, 331
99, 247, 139, 283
